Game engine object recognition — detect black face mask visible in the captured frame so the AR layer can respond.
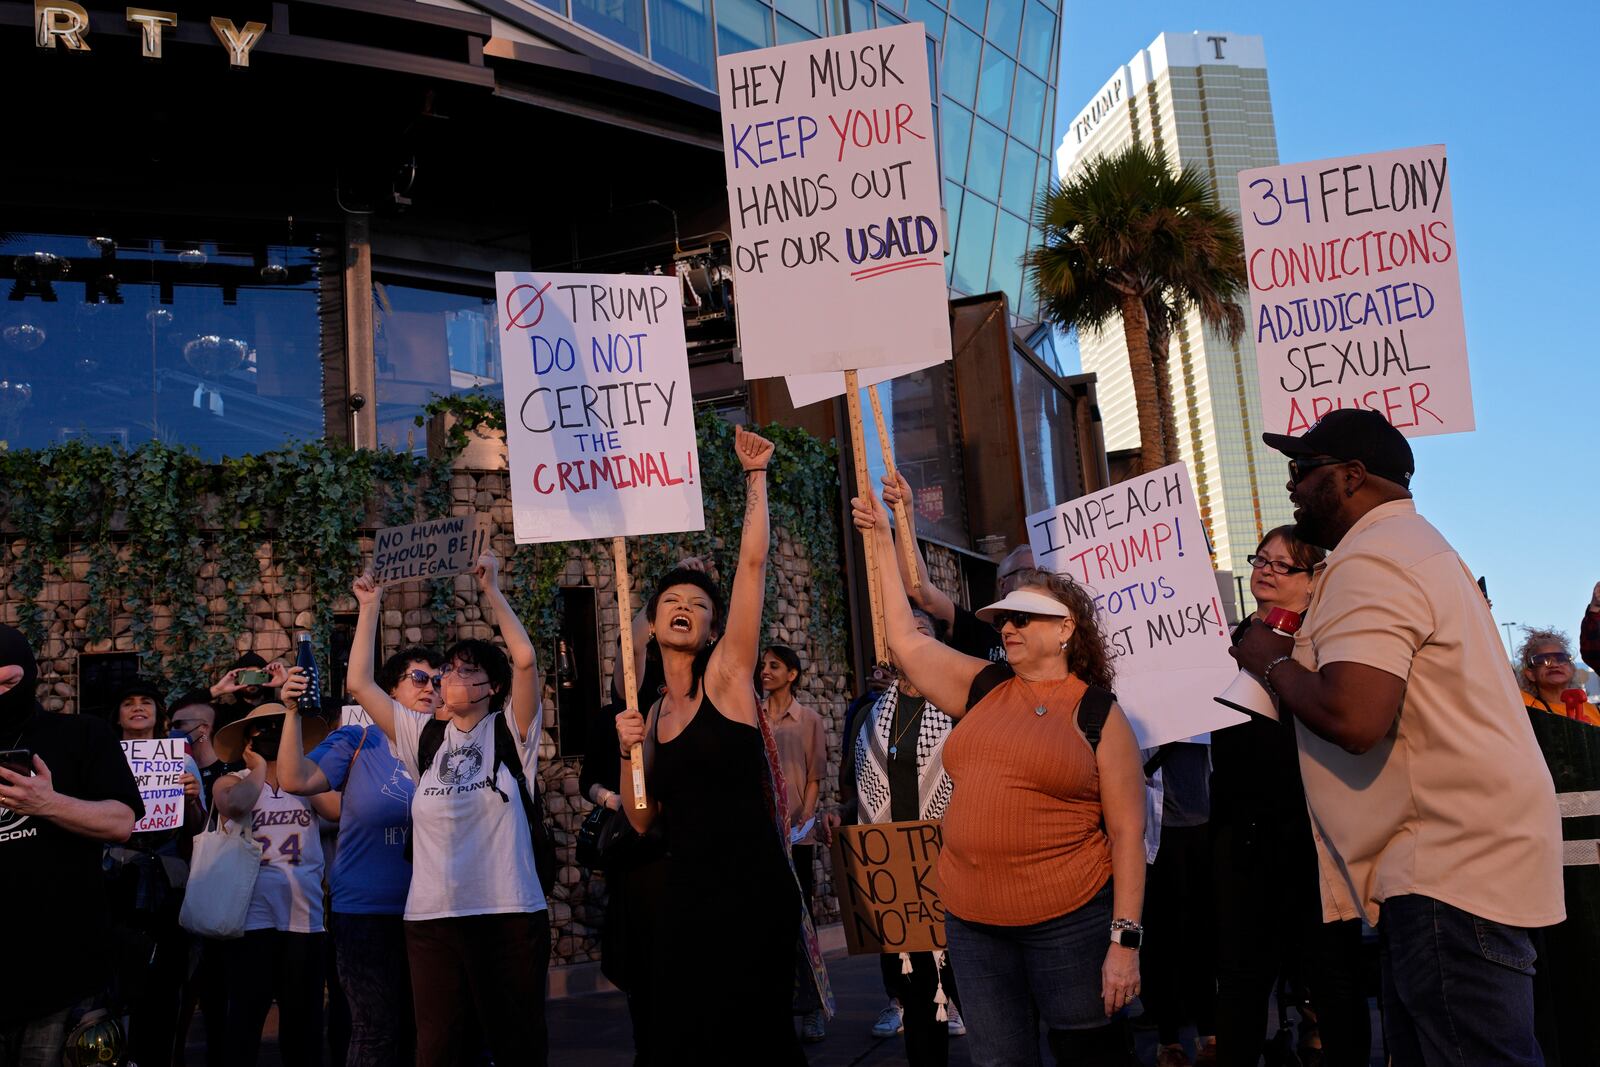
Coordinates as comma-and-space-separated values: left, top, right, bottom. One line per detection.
248, 726, 283, 762
0, 624, 41, 733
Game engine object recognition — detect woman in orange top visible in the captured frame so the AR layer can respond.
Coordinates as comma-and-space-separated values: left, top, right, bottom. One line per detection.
853, 489, 1146, 1066
1517, 629, 1600, 726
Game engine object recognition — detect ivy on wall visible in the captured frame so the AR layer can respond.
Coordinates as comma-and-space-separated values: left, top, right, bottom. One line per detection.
0, 398, 847, 694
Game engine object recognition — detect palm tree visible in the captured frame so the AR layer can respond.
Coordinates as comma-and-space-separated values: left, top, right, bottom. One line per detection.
1027, 143, 1247, 473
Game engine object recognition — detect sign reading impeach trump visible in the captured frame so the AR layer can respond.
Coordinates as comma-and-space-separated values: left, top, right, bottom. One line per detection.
495, 272, 704, 544
717, 22, 952, 379
1239, 144, 1473, 437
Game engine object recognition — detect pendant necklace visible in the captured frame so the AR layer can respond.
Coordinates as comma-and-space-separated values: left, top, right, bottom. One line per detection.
1014, 673, 1069, 717
888, 695, 920, 759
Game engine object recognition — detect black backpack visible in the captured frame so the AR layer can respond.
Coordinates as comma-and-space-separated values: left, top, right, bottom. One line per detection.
411, 712, 557, 896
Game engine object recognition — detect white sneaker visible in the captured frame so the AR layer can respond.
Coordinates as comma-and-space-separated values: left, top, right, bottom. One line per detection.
871, 1000, 904, 1038
800, 1009, 826, 1043
946, 1002, 967, 1037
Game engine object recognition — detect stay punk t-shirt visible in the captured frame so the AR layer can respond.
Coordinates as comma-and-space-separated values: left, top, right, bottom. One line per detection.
391, 700, 547, 921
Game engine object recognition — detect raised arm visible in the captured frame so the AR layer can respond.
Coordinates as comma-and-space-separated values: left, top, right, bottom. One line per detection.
852, 488, 985, 717
346, 574, 399, 745
708, 427, 774, 694
277, 667, 333, 796
881, 473, 955, 631
475, 551, 541, 739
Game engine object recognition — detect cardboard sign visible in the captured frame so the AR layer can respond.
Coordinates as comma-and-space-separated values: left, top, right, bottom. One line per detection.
494, 271, 705, 544
1239, 144, 1472, 437
1026, 463, 1246, 748
830, 819, 946, 954
121, 738, 186, 833
371, 515, 487, 587
719, 23, 953, 379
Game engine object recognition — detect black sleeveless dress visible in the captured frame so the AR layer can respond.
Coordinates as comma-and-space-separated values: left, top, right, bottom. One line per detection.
649, 692, 805, 1064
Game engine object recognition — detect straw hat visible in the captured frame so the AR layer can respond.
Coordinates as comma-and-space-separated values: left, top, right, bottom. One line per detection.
212, 702, 330, 763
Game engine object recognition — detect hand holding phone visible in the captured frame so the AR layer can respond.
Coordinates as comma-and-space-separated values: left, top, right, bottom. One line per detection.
0, 749, 33, 779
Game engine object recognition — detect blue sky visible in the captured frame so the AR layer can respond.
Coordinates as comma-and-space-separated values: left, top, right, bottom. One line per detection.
1053, 1, 1599, 658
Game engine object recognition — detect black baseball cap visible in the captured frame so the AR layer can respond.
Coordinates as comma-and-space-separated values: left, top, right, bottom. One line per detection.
1262, 409, 1414, 488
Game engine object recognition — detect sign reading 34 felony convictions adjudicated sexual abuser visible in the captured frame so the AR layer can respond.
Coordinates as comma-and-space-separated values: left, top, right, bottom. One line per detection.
1026, 463, 1245, 749
718, 22, 952, 379
1240, 144, 1472, 438
495, 271, 704, 544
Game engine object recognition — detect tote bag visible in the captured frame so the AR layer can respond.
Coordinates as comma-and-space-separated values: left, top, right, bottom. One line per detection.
178, 805, 262, 938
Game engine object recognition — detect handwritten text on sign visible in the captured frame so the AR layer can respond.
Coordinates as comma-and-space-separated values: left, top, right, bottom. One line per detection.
1239, 144, 1472, 437
122, 738, 186, 833
719, 23, 953, 379
494, 272, 704, 544
831, 820, 946, 954
1027, 463, 1244, 748
371, 515, 486, 587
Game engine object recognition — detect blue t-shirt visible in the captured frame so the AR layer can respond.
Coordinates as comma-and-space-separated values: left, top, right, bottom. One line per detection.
310, 724, 414, 915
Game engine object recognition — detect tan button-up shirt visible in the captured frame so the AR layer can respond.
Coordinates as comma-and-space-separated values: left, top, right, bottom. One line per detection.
764, 696, 826, 845
1291, 499, 1564, 928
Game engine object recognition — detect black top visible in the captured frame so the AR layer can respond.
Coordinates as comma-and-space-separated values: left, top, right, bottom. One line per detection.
1210, 620, 1310, 830
886, 692, 924, 823
197, 757, 242, 810
951, 605, 1006, 664
584, 658, 668, 798
1157, 742, 1210, 828
1, 711, 144, 1025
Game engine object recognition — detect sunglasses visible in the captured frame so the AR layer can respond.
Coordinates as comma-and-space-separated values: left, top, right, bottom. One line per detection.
1247, 554, 1312, 577
1530, 652, 1573, 668
404, 669, 443, 690
1288, 456, 1348, 485
992, 610, 1053, 631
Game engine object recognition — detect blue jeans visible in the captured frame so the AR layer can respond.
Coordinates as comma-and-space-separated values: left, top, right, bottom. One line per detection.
945, 883, 1130, 1067
332, 912, 414, 1067
1379, 894, 1543, 1067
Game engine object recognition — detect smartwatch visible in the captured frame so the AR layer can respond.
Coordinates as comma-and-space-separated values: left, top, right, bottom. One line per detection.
1109, 919, 1143, 950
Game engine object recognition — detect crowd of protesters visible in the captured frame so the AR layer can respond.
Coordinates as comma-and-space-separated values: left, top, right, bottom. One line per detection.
1, 413, 1596, 1067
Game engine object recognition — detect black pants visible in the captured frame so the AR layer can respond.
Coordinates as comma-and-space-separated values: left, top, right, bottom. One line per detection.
881, 952, 959, 1067
178, 937, 231, 1067
331, 913, 414, 1067
1144, 823, 1219, 1044
223, 929, 326, 1067
1212, 818, 1371, 1067
406, 911, 550, 1067
792, 844, 816, 914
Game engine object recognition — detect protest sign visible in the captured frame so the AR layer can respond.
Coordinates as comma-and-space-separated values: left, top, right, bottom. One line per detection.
831, 819, 946, 954
1239, 144, 1472, 437
718, 22, 953, 379
370, 515, 487, 587
494, 271, 704, 545
121, 738, 186, 833
340, 704, 372, 729
1026, 463, 1246, 748
784, 358, 944, 409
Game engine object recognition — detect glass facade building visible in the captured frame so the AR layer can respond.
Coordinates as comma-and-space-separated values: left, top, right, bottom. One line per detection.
526, 0, 1063, 320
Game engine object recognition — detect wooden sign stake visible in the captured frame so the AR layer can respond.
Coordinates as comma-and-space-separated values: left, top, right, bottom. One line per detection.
845, 371, 888, 666
611, 535, 647, 810
866, 383, 922, 593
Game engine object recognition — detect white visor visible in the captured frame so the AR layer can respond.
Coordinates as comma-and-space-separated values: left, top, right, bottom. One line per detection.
975, 588, 1073, 625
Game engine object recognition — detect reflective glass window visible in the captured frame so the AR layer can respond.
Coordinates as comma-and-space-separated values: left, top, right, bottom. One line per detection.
940, 103, 972, 183
1036, 149, 1054, 206
877, 5, 905, 23
846, 0, 874, 30
859, 362, 971, 548
988, 209, 1028, 308
965, 118, 1005, 200
532, 0, 563, 12
1001, 140, 1037, 219
948, 0, 984, 33
776, 12, 817, 40
716, 0, 773, 53
975, 46, 1014, 126
573, 0, 645, 51
1018, 0, 1054, 73
648, 0, 715, 85
373, 282, 502, 453
940, 22, 982, 107
908, 0, 943, 38
943, 181, 963, 284
1011, 67, 1046, 147
0, 229, 323, 459
985, 0, 1022, 55
1011, 348, 1079, 515
775, 0, 824, 34
951, 193, 995, 294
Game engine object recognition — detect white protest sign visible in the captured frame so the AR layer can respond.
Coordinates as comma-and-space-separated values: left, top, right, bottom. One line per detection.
121, 738, 186, 833
340, 704, 372, 729
1239, 144, 1472, 437
494, 272, 704, 544
719, 22, 953, 379
1026, 463, 1245, 748
371, 515, 487, 587
784, 358, 945, 409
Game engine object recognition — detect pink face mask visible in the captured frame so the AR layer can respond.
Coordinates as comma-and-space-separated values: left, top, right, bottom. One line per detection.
442, 678, 493, 708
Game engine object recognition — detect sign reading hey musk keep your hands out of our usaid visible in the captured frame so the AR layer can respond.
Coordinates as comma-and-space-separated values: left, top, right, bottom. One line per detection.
495, 272, 704, 544
719, 22, 952, 379
1027, 463, 1245, 749
1240, 144, 1472, 438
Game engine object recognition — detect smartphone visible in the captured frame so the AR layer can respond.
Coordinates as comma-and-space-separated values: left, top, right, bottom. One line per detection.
235, 669, 271, 686
0, 749, 33, 778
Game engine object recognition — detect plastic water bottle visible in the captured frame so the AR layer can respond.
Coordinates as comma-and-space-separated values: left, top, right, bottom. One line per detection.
295, 632, 322, 714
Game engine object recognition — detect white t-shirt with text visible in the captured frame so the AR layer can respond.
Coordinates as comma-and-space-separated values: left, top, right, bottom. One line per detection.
231, 770, 325, 934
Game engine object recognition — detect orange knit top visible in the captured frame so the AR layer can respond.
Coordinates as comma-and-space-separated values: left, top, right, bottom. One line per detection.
938, 666, 1112, 926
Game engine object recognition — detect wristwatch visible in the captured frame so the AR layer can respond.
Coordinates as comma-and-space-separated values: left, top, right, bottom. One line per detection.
1109, 918, 1143, 950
